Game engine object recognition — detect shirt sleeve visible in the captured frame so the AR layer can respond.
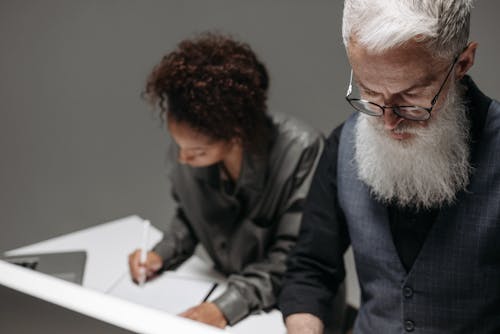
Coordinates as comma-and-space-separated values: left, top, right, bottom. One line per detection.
212, 137, 324, 325
278, 124, 350, 324
152, 191, 198, 270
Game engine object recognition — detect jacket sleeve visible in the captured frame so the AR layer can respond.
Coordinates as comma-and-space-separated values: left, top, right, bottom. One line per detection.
152, 192, 198, 270
278, 125, 350, 324
212, 138, 324, 325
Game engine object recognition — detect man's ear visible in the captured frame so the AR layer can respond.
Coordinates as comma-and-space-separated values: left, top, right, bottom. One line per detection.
455, 42, 478, 80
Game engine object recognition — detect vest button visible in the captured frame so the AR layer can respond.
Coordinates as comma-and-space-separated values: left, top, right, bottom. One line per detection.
404, 320, 415, 332
403, 286, 414, 298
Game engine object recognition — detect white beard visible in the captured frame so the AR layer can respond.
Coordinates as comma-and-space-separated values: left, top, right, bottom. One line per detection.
354, 84, 471, 209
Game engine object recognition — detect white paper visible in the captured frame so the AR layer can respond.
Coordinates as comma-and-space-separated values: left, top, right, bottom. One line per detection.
107, 272, 216, 315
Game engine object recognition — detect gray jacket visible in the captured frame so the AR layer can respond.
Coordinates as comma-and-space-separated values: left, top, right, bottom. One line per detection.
153, 112, 323, 325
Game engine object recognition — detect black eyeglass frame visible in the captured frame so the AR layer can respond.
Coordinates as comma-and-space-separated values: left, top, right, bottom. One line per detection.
345, 54, 460, 121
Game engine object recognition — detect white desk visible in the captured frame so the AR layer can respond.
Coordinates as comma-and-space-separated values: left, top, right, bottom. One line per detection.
0, 260, 225, 334
5, 215, 286, 334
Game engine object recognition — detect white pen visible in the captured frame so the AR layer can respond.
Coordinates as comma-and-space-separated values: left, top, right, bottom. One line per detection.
138, 219, 151, 286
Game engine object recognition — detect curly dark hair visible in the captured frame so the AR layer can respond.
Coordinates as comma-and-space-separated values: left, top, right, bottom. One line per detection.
144, 32, 271, 153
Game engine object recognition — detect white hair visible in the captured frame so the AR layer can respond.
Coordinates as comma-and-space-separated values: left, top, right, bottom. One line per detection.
354, 82, 471, 209
342, 0, 474, 59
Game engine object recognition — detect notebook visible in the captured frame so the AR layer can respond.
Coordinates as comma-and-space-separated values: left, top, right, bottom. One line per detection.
107, 272, 217, 314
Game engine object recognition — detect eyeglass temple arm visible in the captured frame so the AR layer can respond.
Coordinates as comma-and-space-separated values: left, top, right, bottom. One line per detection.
431, 55, 460, 106
346, 69, 353, 96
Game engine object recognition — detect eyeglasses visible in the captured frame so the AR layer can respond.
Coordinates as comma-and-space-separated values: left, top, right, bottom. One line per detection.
345, 55, 459, 121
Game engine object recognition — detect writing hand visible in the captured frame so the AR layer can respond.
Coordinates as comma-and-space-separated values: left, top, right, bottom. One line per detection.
128, 249, 163, 284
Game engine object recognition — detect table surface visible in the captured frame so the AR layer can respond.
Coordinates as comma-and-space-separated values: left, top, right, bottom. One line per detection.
5, 215, 286, 334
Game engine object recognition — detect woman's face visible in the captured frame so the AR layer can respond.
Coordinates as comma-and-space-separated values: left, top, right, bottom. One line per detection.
167, 118, 236, 168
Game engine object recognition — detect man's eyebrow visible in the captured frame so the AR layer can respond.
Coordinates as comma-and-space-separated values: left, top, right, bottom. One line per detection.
185, 146, 208, 151
401, 80, 434, 93
356, 78, 434, 94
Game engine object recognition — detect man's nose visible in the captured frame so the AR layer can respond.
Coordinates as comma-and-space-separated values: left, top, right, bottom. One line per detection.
382, 107, 404, 130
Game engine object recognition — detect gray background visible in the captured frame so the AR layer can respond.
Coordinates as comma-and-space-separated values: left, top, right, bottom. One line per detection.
0, 0, 348, 252
0, 0, 498, 306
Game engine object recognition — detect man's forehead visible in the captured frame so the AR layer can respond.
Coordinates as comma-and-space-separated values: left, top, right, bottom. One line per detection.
352, 63, 435, 87
349, 40, 435, 64
347, 40, 447, 90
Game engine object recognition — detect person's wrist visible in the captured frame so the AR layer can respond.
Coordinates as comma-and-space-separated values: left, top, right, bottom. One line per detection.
285, 313, 324, 334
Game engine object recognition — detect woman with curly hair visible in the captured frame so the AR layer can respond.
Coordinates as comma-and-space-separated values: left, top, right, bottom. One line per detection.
128, 33, 323, 328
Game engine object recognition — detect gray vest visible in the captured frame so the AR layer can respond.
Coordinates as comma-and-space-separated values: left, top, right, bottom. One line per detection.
338, 100, 500, 333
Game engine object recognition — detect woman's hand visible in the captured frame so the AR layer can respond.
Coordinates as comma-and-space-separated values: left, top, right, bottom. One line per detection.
179, 302, 228, 328
128, 249, 163, 284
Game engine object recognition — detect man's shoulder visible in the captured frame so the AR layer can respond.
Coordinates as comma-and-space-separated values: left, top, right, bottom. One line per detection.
321, 120, 348, 161
327, 122, 346, 144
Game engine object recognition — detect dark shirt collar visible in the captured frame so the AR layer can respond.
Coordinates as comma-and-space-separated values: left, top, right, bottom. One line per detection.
461, 75, 492, 165
235, 151, 268, 194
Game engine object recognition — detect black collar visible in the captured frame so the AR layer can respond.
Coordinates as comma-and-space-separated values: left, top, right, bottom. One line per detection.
462, 75, 492, 167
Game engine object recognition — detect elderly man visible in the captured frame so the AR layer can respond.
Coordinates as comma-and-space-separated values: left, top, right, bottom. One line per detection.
279, 1, 500, 333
